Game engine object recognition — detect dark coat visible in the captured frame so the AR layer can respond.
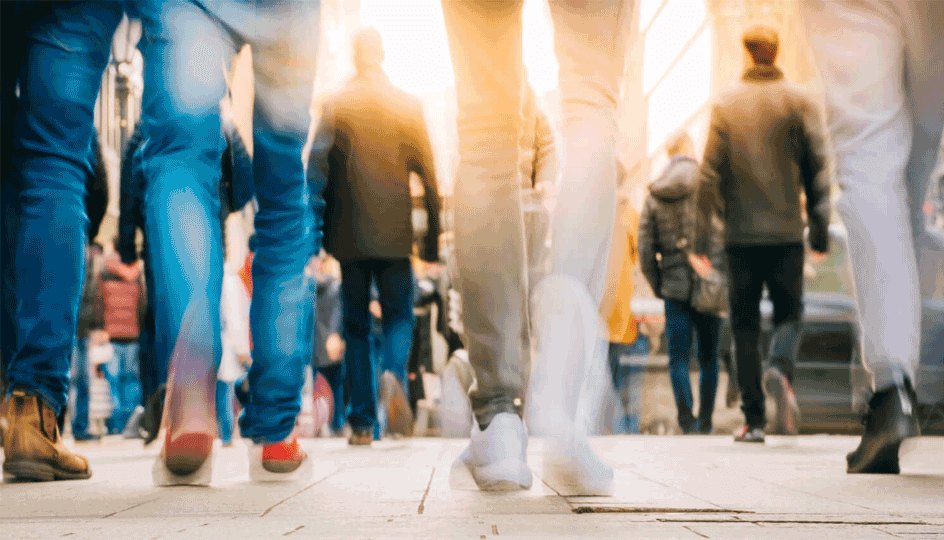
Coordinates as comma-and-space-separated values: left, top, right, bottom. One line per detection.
307, 69, 441, 262
639, 157, 725, 303
696, 65, 831, 254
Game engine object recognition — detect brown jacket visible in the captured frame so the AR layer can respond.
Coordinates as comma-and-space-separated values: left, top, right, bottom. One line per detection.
696, 65, 832, 254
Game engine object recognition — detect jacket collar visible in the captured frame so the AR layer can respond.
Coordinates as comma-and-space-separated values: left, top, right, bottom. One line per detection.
742, 64, 784, 82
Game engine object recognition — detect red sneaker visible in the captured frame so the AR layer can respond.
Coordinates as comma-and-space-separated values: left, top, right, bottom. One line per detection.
250, 436, 312, 482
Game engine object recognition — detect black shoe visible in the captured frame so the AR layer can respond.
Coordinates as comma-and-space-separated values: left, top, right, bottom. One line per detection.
764, 367, 800, 435
348, 428, 373, 446
72, 432, 101, 442
733, 424, 765, 443
846, 382, 920, 474
141, 385, 165, 446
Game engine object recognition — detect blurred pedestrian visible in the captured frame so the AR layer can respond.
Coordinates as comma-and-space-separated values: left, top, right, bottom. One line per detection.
136, 0, 320, 485
640, 134, 724, 435
310, 255, 346, 433
694, 25, 831, 443
100, 241, 146, 435
442, 0, 631, 494
70, 243, 108, 442
308, 28, 441, 446
1, 1, 123, 482
801, 0, 944, 474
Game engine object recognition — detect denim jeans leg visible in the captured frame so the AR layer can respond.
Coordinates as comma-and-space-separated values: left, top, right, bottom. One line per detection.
693, 312, 721, 428
237, 3, 320, 443
377, 259, 416, 387
340, 261, 377, 431
137, 0, 231, 436
215, 379, 234, 444
7, 2, 122, 414
70, 338, 91, 437
664, 299, 695, 430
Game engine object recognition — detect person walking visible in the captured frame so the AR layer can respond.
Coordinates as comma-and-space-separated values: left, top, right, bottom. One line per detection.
135, 0, 321, 485
693, 25, 832, 443
441, 0, 631, 494
307, 28, 441, 447
800, 0, 944, 473
639, 133, 724, 435
2, 0, 124, 483
100, 243, 146, 435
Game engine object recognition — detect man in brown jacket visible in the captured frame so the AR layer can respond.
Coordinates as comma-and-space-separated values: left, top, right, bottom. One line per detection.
694, 25, 832, 443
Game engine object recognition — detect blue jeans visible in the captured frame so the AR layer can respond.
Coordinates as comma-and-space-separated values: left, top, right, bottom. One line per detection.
5, 2, 122, 414
340, 259, 416, 431
664, 299, 721, 432
215, 380, 235, 445
69, 338, 91, 437
136, 0, 320, 443
608, 337, 648, 435
104, 342, 142, 434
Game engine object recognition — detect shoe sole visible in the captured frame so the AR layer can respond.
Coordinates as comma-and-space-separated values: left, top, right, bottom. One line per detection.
764, 371, 800, 435
248, 446, 314, 482
466, 457, 533, 491
3, 461, 91, 482
847, 439, 902, 474
153, 453, 213, 486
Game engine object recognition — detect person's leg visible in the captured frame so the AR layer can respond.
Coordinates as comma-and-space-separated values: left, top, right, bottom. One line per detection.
376, 259, 417, 436
441, 0, 529, 430
104, 345, 124, 434
318, 362, 346, 432
546, 0, 633, 303
6, 1, 122, 414
800, 0, 919, 392
726, 246, 767, 430
376, 259, 416, 386
765, 245, 804, 382
136, 0, 232, 480
118, 342, 142, 431
340, 261, 376, 434
664, 300, 696, 432
693, 312, 721, 433
215, 379, 234, 445
71, 338, 91, 438
234, 1, 319, 445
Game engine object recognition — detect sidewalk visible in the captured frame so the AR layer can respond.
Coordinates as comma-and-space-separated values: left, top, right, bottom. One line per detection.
2, 435, 942, 538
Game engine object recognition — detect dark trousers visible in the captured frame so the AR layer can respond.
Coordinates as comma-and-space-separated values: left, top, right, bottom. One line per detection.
340, 258, 416, 431
726, 244, 804, 429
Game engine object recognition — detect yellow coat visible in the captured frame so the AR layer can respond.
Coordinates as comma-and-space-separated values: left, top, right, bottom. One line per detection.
602, 199, 640, 345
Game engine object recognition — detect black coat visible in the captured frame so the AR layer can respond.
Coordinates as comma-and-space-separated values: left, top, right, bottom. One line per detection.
307, 69, 441, 263
639, 157, 725, 303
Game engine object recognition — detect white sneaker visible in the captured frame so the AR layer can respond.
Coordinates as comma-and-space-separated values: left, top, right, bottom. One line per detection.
542, 434, 614, 496
439, 350, 474, 439
457, 412, 532, 491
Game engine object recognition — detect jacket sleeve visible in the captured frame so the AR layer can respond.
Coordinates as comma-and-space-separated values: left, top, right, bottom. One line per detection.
798, 96, 832, 253
638, 198, 662, 298
306, 103, 335, 255
407, 102, 441, 262
695, 106, 728, 255
118, 126, 144, 264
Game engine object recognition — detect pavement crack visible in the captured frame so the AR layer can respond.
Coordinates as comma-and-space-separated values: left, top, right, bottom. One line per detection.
102, 498, 158, 518
283, 525, 305, 536
260, 471, 336, 518
684, 525, 709, 539
417, 466, 436, 515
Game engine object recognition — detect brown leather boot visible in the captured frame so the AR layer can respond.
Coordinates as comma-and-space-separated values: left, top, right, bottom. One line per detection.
3, 389, 92, 482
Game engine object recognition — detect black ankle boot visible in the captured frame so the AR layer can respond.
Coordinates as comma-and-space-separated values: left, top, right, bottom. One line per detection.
846, 381, 920, 474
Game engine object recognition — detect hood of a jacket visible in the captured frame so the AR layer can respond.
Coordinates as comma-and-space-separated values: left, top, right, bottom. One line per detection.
649, 157, 698, 201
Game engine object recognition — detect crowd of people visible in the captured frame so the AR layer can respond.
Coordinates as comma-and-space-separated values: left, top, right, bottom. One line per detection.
1, 0, 942, 496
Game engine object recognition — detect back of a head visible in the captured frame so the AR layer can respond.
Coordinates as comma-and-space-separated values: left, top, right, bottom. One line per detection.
353, 27, 384, 72
742, 24, 779, 66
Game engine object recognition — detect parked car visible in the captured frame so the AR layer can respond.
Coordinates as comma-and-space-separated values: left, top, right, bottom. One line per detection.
632, 225, 944, 434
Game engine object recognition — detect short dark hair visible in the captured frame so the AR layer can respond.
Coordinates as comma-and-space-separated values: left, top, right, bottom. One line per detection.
742, 25, 778, 65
